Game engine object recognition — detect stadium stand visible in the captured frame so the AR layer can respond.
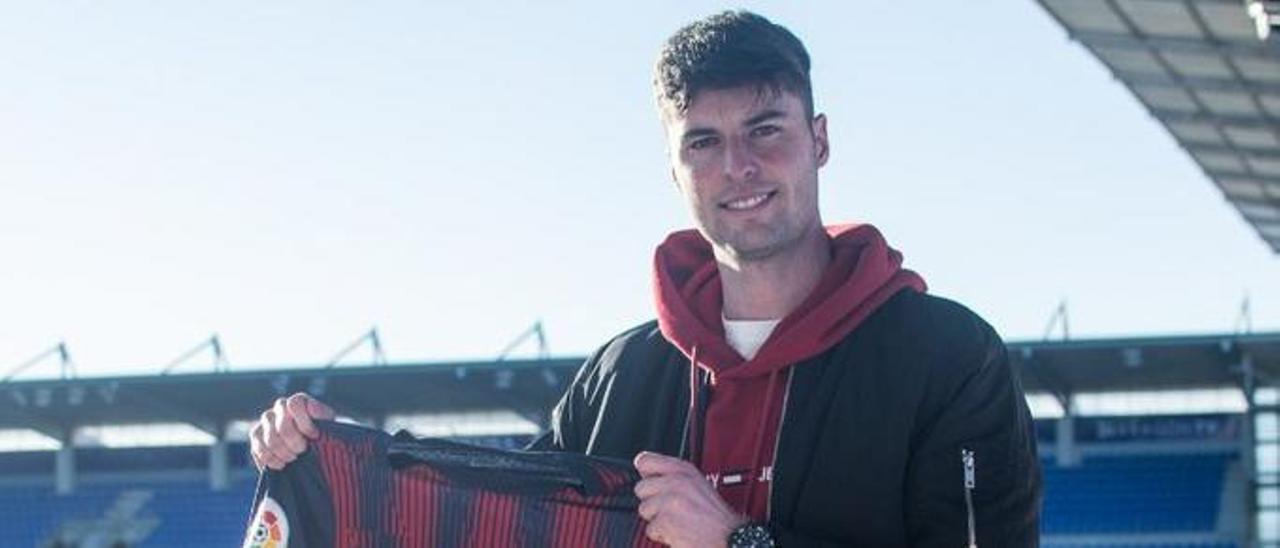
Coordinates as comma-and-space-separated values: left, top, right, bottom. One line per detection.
0, 435, 535, 547
2, 331, 1277, 546
1, 473, 254, 547
0, 442, 256, 548
0, 416, 1252, 547
1035, 414, 1245, 547
1021, 4, 1280, 542
1045, 454, 1230, 533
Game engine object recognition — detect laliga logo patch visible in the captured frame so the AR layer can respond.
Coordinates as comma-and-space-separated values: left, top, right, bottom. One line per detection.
243, 495, 289, 548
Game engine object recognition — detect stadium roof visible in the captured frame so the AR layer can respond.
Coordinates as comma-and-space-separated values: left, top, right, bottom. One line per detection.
1037, 0, 1280, 253
3, 332, 1280, 438
0, 358, 579, 439
1010, 331, 1280, 399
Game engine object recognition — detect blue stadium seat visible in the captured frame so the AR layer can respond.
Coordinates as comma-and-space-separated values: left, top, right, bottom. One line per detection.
1041, 453, 1232, 535
1, 477, 257, 548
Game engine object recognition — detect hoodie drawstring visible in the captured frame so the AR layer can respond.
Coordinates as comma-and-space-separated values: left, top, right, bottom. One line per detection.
681, 349, 785, 519
679, 346, 700, 462
743, 368, 781, 516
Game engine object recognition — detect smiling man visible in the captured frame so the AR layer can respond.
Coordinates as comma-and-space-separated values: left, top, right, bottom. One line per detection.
535, 11, 1043, 547
251, 10, 1041, 548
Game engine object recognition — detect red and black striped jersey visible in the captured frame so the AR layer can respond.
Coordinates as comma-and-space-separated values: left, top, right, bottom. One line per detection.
243, 421, 660, 548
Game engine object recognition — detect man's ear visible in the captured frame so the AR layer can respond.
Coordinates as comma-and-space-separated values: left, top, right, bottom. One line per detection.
812, 113, 830, 167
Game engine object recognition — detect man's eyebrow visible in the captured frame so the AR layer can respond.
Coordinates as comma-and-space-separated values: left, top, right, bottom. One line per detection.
744, 109, 787, 126
681, 128, 719, 142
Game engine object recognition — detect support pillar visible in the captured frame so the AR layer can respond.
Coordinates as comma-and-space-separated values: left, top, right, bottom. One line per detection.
1056, 396, 1078, 467
55, 440, 76, 495
210, 431, 229, 491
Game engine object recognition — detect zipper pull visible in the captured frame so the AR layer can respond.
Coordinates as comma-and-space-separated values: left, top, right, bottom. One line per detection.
961, 448, 977, 548
962, 448, 976, 489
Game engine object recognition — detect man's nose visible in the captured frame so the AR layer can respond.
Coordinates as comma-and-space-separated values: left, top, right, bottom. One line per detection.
722, 138, 759, 183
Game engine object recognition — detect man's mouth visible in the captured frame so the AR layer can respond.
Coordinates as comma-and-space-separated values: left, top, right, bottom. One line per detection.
720, 191, 778, 212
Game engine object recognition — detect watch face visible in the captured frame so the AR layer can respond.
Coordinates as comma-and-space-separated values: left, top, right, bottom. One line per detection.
729, 524, 776, 548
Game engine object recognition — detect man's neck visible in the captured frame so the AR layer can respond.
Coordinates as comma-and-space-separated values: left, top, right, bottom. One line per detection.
717, 226, 832, 321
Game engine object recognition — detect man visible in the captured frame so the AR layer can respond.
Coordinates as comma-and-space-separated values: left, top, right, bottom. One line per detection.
252, 10, 1042, 547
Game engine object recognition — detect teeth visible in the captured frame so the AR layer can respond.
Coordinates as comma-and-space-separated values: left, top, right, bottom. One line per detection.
725, 193, 770, 210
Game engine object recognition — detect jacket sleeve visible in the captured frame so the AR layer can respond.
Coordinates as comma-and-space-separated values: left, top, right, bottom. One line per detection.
903, 315, 1042, 547
525, 342, 609, 453
767, 525, 860, 547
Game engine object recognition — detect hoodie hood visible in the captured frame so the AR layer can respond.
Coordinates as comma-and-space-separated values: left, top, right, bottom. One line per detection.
652, 223, 927, 520
654, 223, 926, 380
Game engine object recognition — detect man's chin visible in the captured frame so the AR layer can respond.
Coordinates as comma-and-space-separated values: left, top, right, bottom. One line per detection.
716, 236, 787, 263
710, 224, 817, 263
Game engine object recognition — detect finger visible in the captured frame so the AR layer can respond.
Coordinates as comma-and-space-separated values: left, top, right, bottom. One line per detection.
261, 409, 303, 464
308, 396, 336, 420
261, 451, 286, 471
261, 434, 297, 470
638, 495, 659, 522
249, 422, 267, 471
634, 475, 682, 500
271, 399, 309, 455
252, 423, 287, 471
644, 521, 666, 545
286, 394, 320, 439
256, 409, 278, 458
634, 452, 698, 478
267, 447, 296, 470
637, 492, 677, 523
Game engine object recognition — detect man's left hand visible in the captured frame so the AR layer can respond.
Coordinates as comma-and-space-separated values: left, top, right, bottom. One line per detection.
633, 451, 748, 548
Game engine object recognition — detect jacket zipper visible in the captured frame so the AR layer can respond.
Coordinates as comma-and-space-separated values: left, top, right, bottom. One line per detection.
764, 369, 794, 520
962, 447, 977, 548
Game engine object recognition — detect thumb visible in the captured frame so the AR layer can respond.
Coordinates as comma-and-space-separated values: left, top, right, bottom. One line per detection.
308, 398, 336, 420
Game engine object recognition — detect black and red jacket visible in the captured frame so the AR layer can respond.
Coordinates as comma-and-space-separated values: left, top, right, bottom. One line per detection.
244, 421, 661, 547
532, 225, 1042, 546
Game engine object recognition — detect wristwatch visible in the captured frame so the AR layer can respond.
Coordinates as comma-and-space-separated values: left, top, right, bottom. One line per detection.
727, 522, 776, 548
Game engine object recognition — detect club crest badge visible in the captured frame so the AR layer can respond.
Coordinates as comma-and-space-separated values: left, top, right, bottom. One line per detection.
243, 495, 289, 548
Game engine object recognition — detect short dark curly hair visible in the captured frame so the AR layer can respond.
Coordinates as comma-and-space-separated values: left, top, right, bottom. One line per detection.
653, 10, 813, 119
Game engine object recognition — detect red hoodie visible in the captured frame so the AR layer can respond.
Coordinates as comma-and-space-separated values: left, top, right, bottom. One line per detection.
652, 223, 926, 521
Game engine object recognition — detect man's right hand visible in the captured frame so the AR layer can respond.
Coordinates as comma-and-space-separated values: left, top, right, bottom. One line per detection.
249, 392, 336, 471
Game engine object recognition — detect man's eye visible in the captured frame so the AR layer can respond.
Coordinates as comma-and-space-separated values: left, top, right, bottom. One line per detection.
688, 137, 718, 150
751, 125, 781, 138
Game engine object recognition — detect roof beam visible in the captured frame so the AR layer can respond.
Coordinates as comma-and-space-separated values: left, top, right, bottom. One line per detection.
1072, 30, 1280, 57
319, 393, 389, 425
123, 388, 221, 436
1, 404, 70, 441
1014, 348, 1075, 404
1156, 110, 1279, 131
1188, 144, 1280, 160
1151, 106, 1280, 126
1115, 70, 1280, 96
1222, 194, 1280, 208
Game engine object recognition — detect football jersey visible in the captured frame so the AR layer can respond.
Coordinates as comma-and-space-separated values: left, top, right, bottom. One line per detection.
243, 421, 661, 548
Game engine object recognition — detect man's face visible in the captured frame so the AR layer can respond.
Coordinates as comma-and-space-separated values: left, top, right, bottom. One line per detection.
663, 86, 829, 262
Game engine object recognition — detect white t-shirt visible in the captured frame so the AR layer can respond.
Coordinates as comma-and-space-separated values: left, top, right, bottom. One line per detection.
722, 315, 782, 360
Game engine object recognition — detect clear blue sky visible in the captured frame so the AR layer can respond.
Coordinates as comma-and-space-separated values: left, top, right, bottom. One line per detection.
2, 1, 1277, 378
